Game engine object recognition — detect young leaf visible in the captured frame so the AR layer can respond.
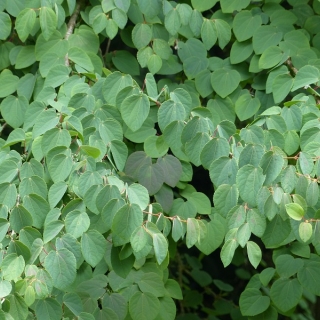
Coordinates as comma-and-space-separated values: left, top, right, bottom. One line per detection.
299, 222, 313, 243
285, 203, 304, 221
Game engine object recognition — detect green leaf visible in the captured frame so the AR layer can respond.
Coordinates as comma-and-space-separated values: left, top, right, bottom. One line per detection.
65, 210, 90, 238
172, 217, 184, 242
186, 218, 200, 248
211, 68, 241, 98
233, 10, 262, 42
0, 280, 12, 297
81, 230, 107, 267
239, 288, 270, 316
1, 253, 25, 281
128, 183, 149, 210
78, 313, 95, 320
239, 144, 264, 168
237, 223, 251, 247
32, 109, 59, 138
44, 248, 76, 290
153, 39, 172, 60
270, 278, 302, 313
109, 140, 128, 171
102, 293, 127, 319
158, 100, 186, 132
284, 130, 300, 155
200, 137, 230, 169
259, 46, 285, 69
80, 145, 101, 159
196, 216, 225, 255
247, 209, 266, 237
0, 12, 11, 40
145, 73, 158, 99
42, 128, 71, 155
147, 54, 162, 74
35, 298, 62, 320
7, 293, 28, 320
191, 0, 218, 12
25, 286, 36, 306
236, 165, 265, 207
184, 192, 211, 215
0, 218, 10, 242
120, 93, 150, 131
155, 296, 176, 320
112, 50, 140, 75
201, 19, 217, 50
247, 241, 262, 269
165, 9, 181, 35
185, 132, 210, 166
40, 7, 57, 41
129, 292, 160, 320
285, 203, 304, 221
272, 74, 294, 104
260, 151, 284, 186
112, 204, 143, 246
195, 69, 213, 98
0, 71, 19, 98
43, 221, 64, 244
137, 163, 164, 195
210, 157, 238, 187
252, 26, 283, 55
112, 8, 127, 29
144, 135, 169, 158
4, 128, 25, 147
111, 245, 134, 278
220, 0, 250, 13
292, 65, 320, 91
153, 232, 168, 265
132, 23, 152, 49
0, 161, 19, 183
213, 184, 238, 217
68, 47, 94, 72
44, 65, 70, 88
131, 226, 149, 252
105, 18, 118, 39
297, 260, 320, 295
275, 254, 303, 278
23, 193, 49, 229
299, 222, 313, 243
215, 19, 231, 49
220, 239, 238, 267
262, 215, 291, 248
1, 95, 27, 128
48, 154, 73, 183
306, 180, 319, 207
230, 40, 253, 64
235, 92, 260, 121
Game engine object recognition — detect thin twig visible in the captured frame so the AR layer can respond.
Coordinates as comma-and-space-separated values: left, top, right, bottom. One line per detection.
105, 38, 111, 57
64, 1, 83, 66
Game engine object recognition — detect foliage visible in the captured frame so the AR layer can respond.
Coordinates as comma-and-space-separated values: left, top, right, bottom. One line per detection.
0, 0, 320, 319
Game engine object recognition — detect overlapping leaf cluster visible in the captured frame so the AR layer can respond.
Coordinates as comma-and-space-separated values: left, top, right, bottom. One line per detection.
0, 0, 320, 319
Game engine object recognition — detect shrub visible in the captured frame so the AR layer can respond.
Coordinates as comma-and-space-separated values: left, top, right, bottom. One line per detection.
0, 0, 320, 319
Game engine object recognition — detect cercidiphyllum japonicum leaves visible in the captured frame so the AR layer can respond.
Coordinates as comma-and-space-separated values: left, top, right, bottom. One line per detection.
1, 1, 320, 319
